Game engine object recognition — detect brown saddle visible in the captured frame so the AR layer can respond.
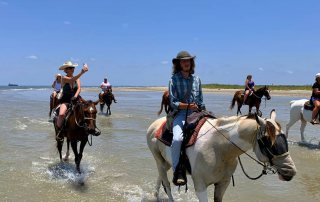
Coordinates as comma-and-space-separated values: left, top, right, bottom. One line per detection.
304, 100, 314, 111
155, 111, 216, 147
155, 117, 208, 147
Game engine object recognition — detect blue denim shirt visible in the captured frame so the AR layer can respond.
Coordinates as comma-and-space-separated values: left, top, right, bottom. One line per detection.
169, 72, 205, 111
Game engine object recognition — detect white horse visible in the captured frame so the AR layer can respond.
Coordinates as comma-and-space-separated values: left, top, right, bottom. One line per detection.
286, 99, 313, 142
147, 110, 296, 202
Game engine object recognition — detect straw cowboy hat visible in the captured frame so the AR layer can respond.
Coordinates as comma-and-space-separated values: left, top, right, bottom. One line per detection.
59, 61, 78, 70
172, 51, 195, 64
316, 73, 320, 78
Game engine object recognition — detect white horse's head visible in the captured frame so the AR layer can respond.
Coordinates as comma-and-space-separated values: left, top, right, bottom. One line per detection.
253, 109, 297, 181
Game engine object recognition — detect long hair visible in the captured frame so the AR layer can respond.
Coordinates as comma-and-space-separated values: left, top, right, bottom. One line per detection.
172, 59, 196, 75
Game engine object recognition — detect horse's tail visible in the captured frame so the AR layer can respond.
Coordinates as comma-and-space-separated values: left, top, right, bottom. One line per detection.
230, 91, 241, 110
157, 100, 164, 116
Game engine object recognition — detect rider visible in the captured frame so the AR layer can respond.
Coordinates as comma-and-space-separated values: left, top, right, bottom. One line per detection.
100, 77, 112, 93
310, 73, 320, 124
243, 74, 255, 104
169, 50, 205, 186
51, 73, 62, 107
56, 61, 88, 131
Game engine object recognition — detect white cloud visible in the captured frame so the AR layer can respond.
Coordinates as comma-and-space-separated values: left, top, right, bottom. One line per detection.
286, 70, 293, 74
161, 61, 168, 65
64, 21, 71, 25
25, 55, 38, 60
90, 58, 96, 61
258, 67, 264, 71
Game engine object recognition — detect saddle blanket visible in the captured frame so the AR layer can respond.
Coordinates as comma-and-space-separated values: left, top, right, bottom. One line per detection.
155, 117, 208, 147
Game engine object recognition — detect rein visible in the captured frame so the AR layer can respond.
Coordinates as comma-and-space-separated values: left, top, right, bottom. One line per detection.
201, 118, 278, 180
72, 102, 100, 146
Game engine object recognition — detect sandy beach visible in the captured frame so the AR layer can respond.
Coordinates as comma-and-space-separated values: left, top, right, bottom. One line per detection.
83, 86, 310, 97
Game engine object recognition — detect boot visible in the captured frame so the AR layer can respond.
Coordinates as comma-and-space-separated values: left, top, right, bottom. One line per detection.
173, 168, 187, 186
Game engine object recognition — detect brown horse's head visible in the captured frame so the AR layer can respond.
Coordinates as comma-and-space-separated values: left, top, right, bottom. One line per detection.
78, 98, 100, 136
257, 85, 271, 100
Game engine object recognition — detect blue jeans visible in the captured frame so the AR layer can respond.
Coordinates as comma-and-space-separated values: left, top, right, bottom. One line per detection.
171, 109, 193, 171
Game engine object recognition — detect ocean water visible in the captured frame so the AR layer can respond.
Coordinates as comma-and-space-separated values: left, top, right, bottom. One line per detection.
0, 86, 319, 202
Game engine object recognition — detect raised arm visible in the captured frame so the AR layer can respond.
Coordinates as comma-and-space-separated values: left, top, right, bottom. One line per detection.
62, 65, 88, 84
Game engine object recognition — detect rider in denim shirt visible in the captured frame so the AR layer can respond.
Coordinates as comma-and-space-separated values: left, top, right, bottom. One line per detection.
168, 51, 205, 186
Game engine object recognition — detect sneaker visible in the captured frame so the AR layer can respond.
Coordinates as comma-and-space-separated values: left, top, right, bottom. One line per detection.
311, 119, 319, 125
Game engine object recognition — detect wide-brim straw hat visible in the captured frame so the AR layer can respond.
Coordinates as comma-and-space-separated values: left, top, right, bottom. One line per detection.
172, 51, 195, 64
59, 61, 78, 70
316, 73, 320, 79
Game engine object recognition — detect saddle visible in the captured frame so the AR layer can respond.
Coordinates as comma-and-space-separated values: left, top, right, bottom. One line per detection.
155, 110, 216, 148
304, 100, 314, 111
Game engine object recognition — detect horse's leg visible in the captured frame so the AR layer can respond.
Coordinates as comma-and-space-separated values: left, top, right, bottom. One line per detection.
196, 190, 208, 202
100, 103, 104, 113
107, 105, 111, 115
256, 105, 262, 117
63, 139, 70, 161
193, 178, 208, 202
152, 153, 173, 201
70, 140, 81, 173
49, 96, 53, 118
237, 102, 242, 116
300, 119, 307, 142
78, 140, 87, 167
285, 113, 300, 139
57, 139, 64, 161
213, 179, 231, 202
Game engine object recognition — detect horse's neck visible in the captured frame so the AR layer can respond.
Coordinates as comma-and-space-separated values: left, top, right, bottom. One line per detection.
255, 89, 264, 97
214, 117, 258, 157
68, 104, 84, 124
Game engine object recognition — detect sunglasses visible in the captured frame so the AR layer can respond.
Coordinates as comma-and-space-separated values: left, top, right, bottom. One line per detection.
66, 67, 75, 70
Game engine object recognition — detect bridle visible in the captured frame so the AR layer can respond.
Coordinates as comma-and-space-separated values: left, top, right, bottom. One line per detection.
256, 121, 289, 166
73, 101, 101, 145
203, 117, 288, 180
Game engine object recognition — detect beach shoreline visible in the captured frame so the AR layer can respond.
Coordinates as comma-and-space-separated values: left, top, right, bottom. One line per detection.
82, 86, 310, 97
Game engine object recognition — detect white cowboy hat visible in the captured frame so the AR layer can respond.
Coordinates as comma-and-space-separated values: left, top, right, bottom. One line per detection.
55, 73, 62, 78
316, 73, 320, 78
59, 61, 78, 70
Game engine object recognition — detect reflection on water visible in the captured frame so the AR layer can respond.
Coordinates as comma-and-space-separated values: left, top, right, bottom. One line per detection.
0, 88, 320, 201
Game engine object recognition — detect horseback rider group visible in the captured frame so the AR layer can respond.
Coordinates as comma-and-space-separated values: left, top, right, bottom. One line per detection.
50, 52, 312, 192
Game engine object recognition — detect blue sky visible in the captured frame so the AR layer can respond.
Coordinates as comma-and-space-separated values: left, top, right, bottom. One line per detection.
0, 0, 319, 86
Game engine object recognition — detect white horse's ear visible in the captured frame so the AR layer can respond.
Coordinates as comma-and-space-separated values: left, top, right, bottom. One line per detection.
255, 113, 266, 125
270, 109, 276, 121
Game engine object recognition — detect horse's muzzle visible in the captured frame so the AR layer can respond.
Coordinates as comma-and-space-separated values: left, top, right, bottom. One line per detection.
88, 128, 101, 136
279, 173, 294, 181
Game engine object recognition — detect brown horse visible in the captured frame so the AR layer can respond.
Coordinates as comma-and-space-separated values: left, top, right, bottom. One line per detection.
99, 90, 117, 115
49, 93, 59, 118
230, 86, 271, 116
157, 90, 171, 116
53, 98, 100, 173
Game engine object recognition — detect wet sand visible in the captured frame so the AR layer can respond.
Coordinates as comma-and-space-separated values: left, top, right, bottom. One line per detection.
83, 86, 310, 97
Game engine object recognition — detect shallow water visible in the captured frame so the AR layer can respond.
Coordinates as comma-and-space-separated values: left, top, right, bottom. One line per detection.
0, 87, 319, 202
